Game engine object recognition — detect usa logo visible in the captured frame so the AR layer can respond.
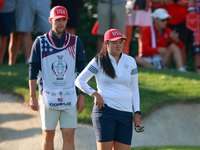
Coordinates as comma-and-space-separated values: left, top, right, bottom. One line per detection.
56, 9, 66, 14
112, 31, 122, 36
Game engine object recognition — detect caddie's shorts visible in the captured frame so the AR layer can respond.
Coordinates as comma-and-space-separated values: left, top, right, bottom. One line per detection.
39, 95, 77, 130
91, 104, 133, 145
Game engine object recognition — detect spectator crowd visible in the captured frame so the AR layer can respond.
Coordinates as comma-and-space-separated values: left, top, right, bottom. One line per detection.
0, 0, 200, 73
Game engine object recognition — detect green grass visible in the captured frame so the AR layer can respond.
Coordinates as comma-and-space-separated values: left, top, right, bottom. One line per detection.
0, 64, 31, 100
130, 145, 200, 150
0, 64, 200, 124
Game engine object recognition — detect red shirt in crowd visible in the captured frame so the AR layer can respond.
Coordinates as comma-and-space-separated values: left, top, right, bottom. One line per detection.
157, 3, 188, 25
141, 25, 184, 57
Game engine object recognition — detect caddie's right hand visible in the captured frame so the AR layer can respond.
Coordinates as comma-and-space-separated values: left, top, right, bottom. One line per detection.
92, 92, 105, 108
29, 96, 39, 111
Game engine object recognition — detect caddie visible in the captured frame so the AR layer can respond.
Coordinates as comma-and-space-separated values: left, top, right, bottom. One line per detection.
28, 5, 87, 150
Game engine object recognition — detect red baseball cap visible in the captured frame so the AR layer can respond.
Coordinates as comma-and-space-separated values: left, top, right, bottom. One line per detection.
104, 29, 126, 42
50, 6, 70, 19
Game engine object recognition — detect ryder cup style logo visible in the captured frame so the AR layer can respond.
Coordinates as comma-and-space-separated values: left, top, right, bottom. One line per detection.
51, 55, 67, 80
124, 63, 129, 69
112, 31, 122, 36
56, 9, 66, 15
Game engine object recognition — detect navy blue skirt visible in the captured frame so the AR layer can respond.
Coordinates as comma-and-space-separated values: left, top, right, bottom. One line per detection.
91, 104, 133, 145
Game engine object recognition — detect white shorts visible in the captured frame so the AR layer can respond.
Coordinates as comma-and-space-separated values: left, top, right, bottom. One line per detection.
15, 0, 51, 33
143, 54, 163, 69
126, 9, 152, 27
39, 95, 77, 130
97, 2, 126, 35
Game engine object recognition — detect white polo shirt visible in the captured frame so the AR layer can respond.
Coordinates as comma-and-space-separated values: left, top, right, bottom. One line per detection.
75, 53, 140, 113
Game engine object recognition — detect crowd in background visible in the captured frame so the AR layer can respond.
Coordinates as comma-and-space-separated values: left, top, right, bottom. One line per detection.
95, 0, 200, 73
0, 0, 82, 65
0, 0, 200, 73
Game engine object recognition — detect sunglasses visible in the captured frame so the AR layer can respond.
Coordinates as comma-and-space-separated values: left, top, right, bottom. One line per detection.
161, 19, 168, 22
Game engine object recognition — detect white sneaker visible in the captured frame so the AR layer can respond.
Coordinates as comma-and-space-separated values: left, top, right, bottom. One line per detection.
178, 67, 187, 72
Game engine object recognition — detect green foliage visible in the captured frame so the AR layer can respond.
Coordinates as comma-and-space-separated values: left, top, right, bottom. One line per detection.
76, 0, 98, 62
129, 26, 139, 58
130, 145, 200, 150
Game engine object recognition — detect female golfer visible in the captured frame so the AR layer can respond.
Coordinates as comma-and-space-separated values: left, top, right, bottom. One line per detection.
75, 28, 142, 150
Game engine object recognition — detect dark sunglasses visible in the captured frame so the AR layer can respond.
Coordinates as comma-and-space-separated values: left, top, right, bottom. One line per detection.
161, 19, 168, 22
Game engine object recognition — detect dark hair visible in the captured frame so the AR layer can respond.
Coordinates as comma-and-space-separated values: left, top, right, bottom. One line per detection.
95, 42, 117, 79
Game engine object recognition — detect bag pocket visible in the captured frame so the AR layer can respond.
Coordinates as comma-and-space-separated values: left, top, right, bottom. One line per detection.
43, 86, 76, 110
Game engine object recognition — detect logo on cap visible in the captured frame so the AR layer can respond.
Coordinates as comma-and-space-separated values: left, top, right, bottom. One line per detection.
104, 29, 126, 41
56, 9, 66, 15
112, 31, 122, 36
50, 6, 69, 19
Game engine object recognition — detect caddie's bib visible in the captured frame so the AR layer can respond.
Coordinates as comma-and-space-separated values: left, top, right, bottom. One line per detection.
39, 33, 77, 110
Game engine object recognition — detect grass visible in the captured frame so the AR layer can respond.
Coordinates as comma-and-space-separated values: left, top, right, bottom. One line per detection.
1, 64, 200, 123
0, 64, 31, 100
130, 145, 200, 150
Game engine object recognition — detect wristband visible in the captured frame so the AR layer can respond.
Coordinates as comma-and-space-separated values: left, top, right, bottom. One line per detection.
134, 111, 141, 117
79, 91, 86, 95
